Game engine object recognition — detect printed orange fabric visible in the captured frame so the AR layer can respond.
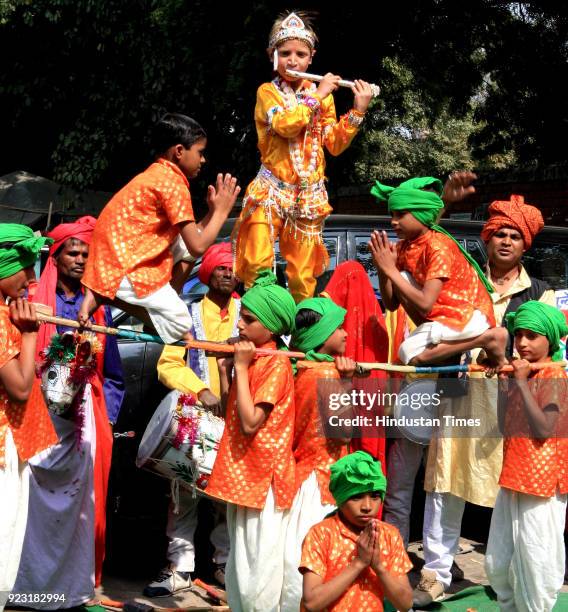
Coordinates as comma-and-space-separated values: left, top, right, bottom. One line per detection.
397, 230, 495, 330
294, 361, 347, 505
300, 514, 412, 612
499, 366, 568, 497
207, 341, 296, 510
82, 159, 195, 299
0, 306, 57, 467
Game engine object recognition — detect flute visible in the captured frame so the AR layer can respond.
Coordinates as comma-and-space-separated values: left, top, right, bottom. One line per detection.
285, 69, 380, 97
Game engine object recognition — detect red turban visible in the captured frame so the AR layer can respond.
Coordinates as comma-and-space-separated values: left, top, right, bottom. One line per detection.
198, 242, 233, 285
480, 194, 544, 249
32, 216, 98, 359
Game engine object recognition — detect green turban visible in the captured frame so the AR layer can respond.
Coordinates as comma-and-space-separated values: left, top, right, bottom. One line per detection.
241, 269, 296, 336
293, 297, 347, 362
0, 224, 52, 280
329, 451, 387, 507
371, 176, 444, 228
370, 176, 493, 295
505, 301, 568, 362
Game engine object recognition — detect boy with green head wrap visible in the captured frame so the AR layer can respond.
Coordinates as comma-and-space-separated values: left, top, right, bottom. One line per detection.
281, 297, 360, 610
369, 177, 507, 368
0, 224, 58, 610
206, 269, 298, 611
485, 300, 568, 611
299, 451, 412, 611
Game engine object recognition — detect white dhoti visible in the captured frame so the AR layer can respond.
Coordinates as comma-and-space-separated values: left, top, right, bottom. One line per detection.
225, 487, 289, 612
13, 386, 96, 609
166, 489, 229, 572
399, 309, 490, 365
485, 487, 567, 612
280, 472, 336, 612
115, 276, 193, 344
0, 430, 29, 612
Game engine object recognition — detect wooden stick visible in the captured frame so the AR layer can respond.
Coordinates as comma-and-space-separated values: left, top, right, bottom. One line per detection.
355, 361, 567, 375
35, 311, 305, 359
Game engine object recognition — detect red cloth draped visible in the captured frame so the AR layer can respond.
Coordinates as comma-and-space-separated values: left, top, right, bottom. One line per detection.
322, 261, 389, 471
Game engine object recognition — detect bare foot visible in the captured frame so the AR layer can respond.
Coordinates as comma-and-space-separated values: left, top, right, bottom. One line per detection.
481, 327, 508, 368
77, 288, 104, 327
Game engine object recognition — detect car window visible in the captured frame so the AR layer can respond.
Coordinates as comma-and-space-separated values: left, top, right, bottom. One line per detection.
523, 243, 568, 290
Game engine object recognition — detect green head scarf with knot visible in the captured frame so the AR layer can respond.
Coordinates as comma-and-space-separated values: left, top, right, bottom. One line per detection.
505, 301, 568, 362
293, 297, 346, 362
241, 269, 296, 336
0, 224, 52, 280
329, 450, 387, 507
371, 176, 494, 295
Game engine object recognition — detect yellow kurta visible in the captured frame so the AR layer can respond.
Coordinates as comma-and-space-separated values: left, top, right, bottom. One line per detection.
233, 79, 363, 302
424, 265, 555, 507
157, 295, 238, 398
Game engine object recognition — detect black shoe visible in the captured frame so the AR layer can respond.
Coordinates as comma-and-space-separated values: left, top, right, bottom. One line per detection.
143, 566, 192, 598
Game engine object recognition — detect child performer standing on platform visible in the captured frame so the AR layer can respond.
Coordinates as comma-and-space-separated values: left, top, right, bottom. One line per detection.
300, 451, 413, 612
369, 177, 507, 366
79, 113, 240, 343
233, 11, 373, 303
281, 297, 356, 611
486, 301, 568, 612
206, 270, 297, 612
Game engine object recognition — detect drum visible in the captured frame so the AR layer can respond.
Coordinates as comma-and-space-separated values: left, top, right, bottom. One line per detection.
41, 362, 82, 416
392, 379, 439, 445
136, 390, 225, 494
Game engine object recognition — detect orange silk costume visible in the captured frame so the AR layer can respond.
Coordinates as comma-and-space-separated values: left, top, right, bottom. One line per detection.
207, 343, 296, 510
233, 79, 364, 303
0, 306, 57, 468
293, 361, 347, 506
300, 514, 412, 612
499, 366, 568, 498
397, 230, 496, 330
82, 159, 195, 299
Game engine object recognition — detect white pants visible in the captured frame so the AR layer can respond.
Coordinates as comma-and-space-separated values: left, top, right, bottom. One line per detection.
485, 488, 567, 612
0, 431, 29, 612
116, 276, 192, 344
422, 492, 466, 587
281, 472, 336, 612
399, 309, 490, 365
382, 436, 428, 548
225, 487, 289, 612
167, 488, 229, 572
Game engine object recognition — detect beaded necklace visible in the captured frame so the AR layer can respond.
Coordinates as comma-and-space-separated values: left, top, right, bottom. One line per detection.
273, 77, 321, 189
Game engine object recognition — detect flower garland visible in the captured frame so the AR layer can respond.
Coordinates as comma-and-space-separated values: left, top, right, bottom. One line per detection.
273, 77, 322, 189
172, 393, 199, 450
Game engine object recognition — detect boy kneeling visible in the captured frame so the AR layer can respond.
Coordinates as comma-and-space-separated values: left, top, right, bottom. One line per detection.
300, 451, 413, 611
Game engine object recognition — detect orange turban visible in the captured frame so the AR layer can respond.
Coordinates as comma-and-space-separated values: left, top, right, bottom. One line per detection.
198, 242, 233, 285
481, 194, 544, 249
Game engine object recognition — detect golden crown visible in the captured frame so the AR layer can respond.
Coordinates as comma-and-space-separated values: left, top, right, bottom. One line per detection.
269, 13, 316, 50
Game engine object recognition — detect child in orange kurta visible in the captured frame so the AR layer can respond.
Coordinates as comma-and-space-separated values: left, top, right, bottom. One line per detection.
485, 301, 568, 612
206, 270, 296, 612
300, 452, 412, 612
233, 11, 373, 302
281, 296, 356, 610
79, 113, 240, 343
370, 177, 506, 367
0, 225, 57, 609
